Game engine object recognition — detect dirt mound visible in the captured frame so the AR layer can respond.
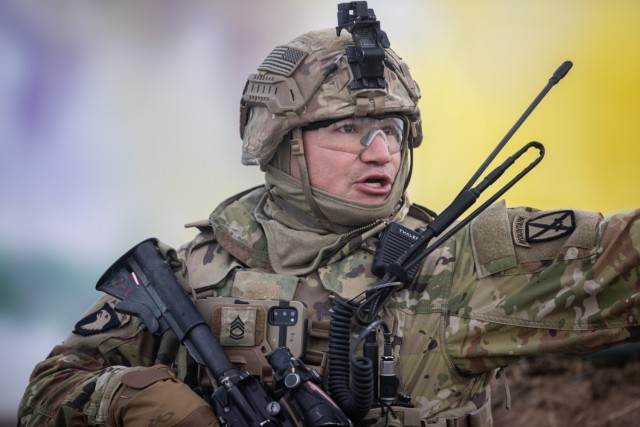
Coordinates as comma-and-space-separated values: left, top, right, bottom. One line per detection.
490, 354, 640, 426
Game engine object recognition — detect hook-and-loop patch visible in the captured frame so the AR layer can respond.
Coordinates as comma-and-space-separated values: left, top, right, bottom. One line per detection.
513, 210, 576, 248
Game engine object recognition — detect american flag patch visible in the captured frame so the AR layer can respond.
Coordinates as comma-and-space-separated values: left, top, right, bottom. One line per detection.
258, 46, 306, 76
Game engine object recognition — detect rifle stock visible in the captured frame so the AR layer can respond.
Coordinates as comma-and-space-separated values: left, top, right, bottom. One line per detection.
96, 238, 293, 426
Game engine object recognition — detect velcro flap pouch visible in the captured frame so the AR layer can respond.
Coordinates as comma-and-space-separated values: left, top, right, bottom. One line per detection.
470, 200, 517, 278
186, 242, 244, 292
230, 270, 299, 301
121, 365, 174, 389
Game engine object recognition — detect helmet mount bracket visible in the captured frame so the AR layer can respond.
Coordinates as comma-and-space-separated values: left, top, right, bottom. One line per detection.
336, 1, 390, 90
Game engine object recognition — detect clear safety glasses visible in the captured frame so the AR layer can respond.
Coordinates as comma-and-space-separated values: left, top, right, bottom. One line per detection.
303, 116, 406, 154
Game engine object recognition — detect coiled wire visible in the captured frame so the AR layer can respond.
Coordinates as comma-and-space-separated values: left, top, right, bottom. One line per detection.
328, 296, 374, 420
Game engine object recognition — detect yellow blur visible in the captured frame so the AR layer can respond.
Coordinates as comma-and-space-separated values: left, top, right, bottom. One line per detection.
404, 0, 640, 214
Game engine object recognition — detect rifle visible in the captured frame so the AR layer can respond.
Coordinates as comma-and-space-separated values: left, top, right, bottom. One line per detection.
96, 238, 351, 427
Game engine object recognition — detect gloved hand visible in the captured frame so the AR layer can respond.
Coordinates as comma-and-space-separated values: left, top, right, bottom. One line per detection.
109, 365, 218, 427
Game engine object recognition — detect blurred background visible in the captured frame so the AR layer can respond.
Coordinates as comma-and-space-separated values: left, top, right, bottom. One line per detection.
2, 0, 639, 423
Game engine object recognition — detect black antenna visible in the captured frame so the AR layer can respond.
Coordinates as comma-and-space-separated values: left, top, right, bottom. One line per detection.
460, 61, 573, 195
360, 61, 574, 323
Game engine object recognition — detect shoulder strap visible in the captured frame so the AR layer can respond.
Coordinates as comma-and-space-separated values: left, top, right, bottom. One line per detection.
408, 202, 437, 223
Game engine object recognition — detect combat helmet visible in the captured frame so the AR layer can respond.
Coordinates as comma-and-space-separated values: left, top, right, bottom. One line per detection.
239, 2, 422, 168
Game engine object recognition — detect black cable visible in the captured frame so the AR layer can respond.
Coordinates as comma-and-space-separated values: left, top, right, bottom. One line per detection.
328, 297, 374, 420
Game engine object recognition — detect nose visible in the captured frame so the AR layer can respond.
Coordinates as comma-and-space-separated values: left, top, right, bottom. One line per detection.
359, 131, 392, 164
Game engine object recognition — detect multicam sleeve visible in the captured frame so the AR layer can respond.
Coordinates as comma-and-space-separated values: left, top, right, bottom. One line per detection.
445, 205, 640, 375
18, 294, 160, 426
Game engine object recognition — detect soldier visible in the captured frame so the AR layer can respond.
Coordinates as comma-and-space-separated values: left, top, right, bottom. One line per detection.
18, 3, 640, 427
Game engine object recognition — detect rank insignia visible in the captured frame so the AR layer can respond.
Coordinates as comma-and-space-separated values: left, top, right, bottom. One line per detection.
73, 301, 130, 336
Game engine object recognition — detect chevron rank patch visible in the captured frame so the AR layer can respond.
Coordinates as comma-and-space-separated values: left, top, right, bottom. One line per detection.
73, 301, 130, 336
514, 210, 576, 247
258, 46, 306, 76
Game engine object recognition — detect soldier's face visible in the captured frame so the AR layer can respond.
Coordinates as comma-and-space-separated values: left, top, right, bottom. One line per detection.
290, 128, 402, 204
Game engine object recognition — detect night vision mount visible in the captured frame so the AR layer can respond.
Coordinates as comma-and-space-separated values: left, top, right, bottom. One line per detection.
336, 1, 390, 90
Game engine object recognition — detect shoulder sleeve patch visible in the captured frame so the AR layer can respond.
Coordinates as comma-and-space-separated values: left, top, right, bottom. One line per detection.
73, 301, 130, 336
513, 210, 576, 246
470, 203, 602, 278
508, 208, 601, 267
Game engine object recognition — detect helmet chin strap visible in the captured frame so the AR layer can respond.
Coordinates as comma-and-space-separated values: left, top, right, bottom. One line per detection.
289, 128, 350, 234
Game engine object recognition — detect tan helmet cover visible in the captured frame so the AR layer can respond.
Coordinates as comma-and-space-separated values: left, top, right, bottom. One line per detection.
240, 28, 422, 167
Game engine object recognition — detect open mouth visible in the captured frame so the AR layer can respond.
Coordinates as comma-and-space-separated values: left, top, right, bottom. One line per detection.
359, 175, 391, 190
363, 178, 386, 188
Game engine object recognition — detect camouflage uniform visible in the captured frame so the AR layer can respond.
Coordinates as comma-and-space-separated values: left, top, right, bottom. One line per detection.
18, 186, 640, 426
16, 10, 640, 427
